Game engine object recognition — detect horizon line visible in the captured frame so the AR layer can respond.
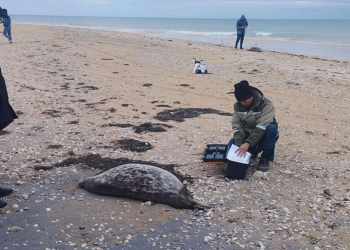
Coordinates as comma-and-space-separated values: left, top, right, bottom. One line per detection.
10, 14, 350, 20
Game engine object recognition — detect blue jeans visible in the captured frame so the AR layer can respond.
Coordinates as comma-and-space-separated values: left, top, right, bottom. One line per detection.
228, 124, 279, 162
3, 26, 12, 41
235, 33, 245, 48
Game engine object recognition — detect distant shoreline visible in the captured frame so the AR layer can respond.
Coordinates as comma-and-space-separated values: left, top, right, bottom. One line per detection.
11, 14, 350, 20
13, 23, 350, 62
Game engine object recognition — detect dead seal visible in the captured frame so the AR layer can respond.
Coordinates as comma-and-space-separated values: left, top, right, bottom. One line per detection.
79, 164, 211, 209
248, 46, 263, 52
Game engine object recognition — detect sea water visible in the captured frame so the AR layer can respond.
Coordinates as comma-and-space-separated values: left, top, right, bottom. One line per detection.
13, 15, 350, 61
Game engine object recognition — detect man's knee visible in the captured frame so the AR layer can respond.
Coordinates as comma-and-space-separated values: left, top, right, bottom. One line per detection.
266, 124, 277, 134
263, 124, 279, 145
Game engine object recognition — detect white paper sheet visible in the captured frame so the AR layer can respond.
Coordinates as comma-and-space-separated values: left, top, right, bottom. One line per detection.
226, 144, 251, 164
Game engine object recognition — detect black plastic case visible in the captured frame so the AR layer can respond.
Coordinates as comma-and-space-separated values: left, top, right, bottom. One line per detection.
202, 144, 228, 162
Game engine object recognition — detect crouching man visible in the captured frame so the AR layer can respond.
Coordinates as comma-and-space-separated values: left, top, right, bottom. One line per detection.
230, 80, 279, 172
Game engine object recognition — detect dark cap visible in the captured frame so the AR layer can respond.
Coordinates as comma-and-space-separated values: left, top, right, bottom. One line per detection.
234, 80, 253, 101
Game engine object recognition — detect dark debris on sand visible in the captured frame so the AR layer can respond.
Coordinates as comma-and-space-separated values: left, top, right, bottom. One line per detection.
115, 139, 153, 152
155, 104, 172, 108
180, 84, 191, 87
109, 123, 134, 128
77, 86, 99, 90
0, 130, 10, 136
102, 123, 173, 133
134, 122, 173, 133
67, 120, 79, 125
47, 144, 63, 149
42, 109, 61, 118
154, 108, 231, 122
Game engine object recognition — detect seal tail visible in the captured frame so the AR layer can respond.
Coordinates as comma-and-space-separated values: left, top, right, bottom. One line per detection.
191, 199, 212, 210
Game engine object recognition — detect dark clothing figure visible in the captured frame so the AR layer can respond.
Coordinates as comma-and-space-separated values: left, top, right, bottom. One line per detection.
0, 8, 12, 43
0, 67, 17, 130
235, 15, 248, 49
0, 66, 16, 208
0, 7, 6, 18
2, 17, 12, 42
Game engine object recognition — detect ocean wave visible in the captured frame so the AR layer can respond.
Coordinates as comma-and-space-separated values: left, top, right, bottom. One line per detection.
15, 21, 149, 33
254, 31, 273, 36
245, 36, 350, 46
293, 40, 350, 46
166, 30, 236, 36
15, 21, 69, 27
256, 36, 350, 46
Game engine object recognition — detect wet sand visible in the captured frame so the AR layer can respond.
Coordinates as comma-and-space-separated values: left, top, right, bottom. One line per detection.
0, 24, 350, 249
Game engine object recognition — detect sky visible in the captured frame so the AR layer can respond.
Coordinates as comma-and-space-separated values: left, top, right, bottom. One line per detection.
1, 0, 349, 19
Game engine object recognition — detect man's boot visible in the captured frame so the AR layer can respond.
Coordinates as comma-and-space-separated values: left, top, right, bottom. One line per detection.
0, 187, 13, 197
258, 158, 270, 172
251, 153, 258, 160
0, 200, 7, 208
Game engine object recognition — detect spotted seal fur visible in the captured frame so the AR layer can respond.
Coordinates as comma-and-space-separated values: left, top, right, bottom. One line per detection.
79, 164, 211, 209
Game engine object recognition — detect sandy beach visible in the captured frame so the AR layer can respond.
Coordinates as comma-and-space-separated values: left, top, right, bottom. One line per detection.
0, 24, 350, 249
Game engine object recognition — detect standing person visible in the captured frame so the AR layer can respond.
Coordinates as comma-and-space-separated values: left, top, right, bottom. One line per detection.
235, 15, 248, 49
230, 80, 278, 172
0, 9, 12, 43
0, 66, 17, 208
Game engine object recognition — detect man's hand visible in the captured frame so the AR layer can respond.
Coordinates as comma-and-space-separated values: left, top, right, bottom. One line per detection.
235, 142, 250, 157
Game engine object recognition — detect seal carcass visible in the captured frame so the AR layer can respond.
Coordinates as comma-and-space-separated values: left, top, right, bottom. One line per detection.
79, 164, 210, 209
247, 46, 263, 52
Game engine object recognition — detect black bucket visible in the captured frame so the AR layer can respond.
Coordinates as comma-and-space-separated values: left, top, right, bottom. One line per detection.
226, 160, 250, 180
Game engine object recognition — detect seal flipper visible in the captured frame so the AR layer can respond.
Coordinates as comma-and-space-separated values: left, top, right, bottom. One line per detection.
191, 199, 212, 210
